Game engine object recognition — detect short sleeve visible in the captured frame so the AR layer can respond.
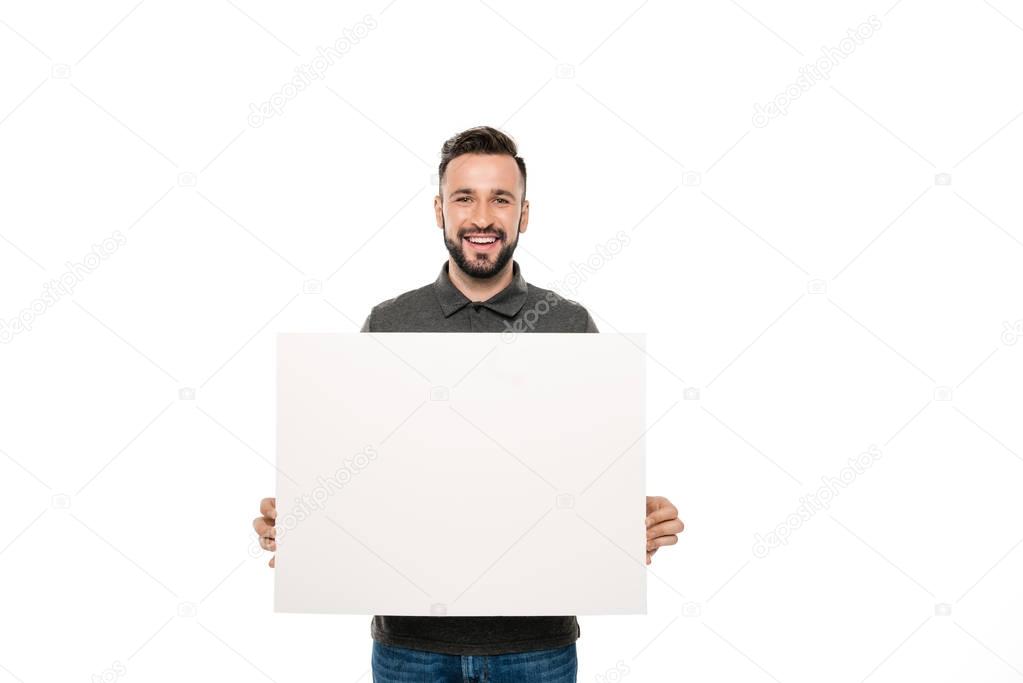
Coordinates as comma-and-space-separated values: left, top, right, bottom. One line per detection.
584, 311, 599, 333
359, 313, 371, 333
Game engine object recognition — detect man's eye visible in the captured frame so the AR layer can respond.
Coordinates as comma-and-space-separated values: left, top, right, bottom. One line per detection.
456, 197, 471, 202
495, 198, 509, 204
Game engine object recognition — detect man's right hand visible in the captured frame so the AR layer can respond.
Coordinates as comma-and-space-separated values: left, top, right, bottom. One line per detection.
252, 497, 276, 568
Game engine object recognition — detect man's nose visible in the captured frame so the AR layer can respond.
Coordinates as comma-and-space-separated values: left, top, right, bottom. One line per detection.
470, 203, 495, 228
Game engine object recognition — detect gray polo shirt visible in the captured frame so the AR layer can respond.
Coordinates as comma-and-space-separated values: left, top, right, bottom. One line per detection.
360, 259, 598, 655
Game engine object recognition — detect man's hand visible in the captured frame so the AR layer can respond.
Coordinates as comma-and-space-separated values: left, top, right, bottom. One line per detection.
646, 496, 683, 565
252, 497, 276, 568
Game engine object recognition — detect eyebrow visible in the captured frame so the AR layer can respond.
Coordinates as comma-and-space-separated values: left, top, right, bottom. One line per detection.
449, 187, 518, 201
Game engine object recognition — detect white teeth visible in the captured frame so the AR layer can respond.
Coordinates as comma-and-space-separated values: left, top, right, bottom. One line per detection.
466, 237, 497, 244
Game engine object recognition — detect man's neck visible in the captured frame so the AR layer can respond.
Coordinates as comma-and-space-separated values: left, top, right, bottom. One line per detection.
447, 258, 514, 303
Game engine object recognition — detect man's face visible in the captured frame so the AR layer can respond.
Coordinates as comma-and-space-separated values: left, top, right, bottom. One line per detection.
435, 153, 529, 279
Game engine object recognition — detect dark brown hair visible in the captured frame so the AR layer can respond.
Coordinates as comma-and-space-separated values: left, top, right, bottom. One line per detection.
438, 126, 527, 203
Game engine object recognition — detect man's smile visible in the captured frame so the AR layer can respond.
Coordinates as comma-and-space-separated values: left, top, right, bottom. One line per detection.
463, 233, 502, 251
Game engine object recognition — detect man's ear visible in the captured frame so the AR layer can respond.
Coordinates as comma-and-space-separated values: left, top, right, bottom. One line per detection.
518, 198, 529, 235
434, 195, 443, 230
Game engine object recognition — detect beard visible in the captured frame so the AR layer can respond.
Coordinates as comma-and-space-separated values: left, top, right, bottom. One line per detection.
442, 219, 519, 279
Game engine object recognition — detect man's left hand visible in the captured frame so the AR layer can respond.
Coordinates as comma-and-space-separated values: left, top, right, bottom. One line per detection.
646, 496, 683, 565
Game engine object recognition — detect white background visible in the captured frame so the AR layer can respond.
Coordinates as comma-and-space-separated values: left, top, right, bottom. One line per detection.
1, 1, 1022, 681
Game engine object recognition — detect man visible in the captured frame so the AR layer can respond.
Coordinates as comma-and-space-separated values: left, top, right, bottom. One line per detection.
252, 126, 684, 682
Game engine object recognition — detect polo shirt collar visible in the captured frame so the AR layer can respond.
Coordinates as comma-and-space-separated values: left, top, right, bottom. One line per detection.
434, 259, 528, 318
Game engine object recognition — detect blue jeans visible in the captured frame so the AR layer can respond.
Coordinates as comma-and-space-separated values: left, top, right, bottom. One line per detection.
371, 641, 577, 683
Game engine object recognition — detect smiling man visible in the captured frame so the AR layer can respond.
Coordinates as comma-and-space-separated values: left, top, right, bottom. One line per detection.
252, 126, 684, 682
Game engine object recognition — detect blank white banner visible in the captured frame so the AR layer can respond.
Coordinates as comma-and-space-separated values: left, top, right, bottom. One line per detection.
274, 332, 647, 616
